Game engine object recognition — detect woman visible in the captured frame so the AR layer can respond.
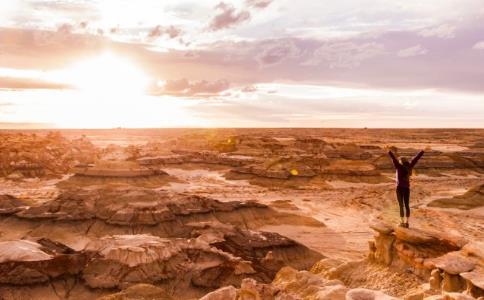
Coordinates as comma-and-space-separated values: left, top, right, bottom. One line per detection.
388, 149, 424, 228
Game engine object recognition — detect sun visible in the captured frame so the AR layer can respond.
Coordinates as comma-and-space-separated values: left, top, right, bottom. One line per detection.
62, 52, 149, 96
36, 51, 205, 128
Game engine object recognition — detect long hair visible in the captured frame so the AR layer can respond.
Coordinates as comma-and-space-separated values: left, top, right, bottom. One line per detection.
400, 157, 415, 176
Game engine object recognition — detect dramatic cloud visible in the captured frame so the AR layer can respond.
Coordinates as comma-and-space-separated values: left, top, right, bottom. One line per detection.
302, 42, 385, 68
256, 40, 301, 66
397, 45, 428, 57
246, 0, 273, 9
1, 1, 484, 127
472, 41, 484, 50
152, 78, 230, 97
148, 25, 182, 39
208, 2, 251, 31
419, 24, 456, 39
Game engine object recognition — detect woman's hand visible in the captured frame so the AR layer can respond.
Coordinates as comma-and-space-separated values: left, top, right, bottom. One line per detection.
384, 145, 397, 154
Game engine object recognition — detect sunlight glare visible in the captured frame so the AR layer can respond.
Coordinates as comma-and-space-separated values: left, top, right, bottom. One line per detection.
62, 52, 149, 96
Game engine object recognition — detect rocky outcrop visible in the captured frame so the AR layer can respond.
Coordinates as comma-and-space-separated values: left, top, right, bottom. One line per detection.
138, 151, 258, 167
0, 195, 28, 215
231, 164, 292, 179
14, 185, 294, 229
228, 155, 387, 185
57, 161, 172, 188
82, 234, 255, 289
321, 159, 387, 183
199, 265, 402, 300
210, 228, 323, 277
0, 239, 86, 284
372, 149, 484, 174
0, 132, 98, 178
0, 230, 322, 298
428, 184, 484, 210
369, 222, 484, 298
81, 228, 323, 290
0, 184, 325, 298
324, 143, 373, 160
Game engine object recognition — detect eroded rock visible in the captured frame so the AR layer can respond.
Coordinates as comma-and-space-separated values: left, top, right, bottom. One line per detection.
0, 195, 28, 215
428, 183, 484, 210
98, 284, 174, 300
82, 234, 254, 289
0, 239, 85, 284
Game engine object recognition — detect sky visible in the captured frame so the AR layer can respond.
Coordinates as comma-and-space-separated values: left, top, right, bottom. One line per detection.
0, 0, 483, 128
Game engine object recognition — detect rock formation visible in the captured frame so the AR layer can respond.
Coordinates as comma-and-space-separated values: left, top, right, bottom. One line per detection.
0, 194, 28, 215
368, 221, 484, 298
138, 151, 258, 167
428, 184, 484, 210
0, 132, 98, 178
13, 185, 322, 230
59, 161, 172, 188
0, 238, 86, 285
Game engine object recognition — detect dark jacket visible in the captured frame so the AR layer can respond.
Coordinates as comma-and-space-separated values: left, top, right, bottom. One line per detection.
388, 150, 424, 188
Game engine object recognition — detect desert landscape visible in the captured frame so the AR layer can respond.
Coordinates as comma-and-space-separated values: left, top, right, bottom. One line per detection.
0, 128, 482, 300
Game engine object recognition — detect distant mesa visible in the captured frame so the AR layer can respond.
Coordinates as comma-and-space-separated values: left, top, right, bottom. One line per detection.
58, 160, 174, 188
72, 161, 168, 178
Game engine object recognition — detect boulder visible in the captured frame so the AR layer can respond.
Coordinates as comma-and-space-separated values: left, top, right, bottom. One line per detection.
370, 220, 394, 235
431, 252, 475, 275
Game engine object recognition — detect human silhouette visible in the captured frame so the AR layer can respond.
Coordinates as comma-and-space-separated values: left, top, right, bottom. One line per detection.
388, 148, 424, 228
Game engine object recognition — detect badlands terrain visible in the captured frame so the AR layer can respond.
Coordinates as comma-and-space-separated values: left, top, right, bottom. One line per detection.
0, 128, 482, 300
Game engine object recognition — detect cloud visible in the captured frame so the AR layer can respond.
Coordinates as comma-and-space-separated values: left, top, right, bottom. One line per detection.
419, 24, 456, 39
397, 45, 428, 57
151, 78, 230, 97
208, 2, 251, 31
148, 25, 182, 39
302, 42, 385, 68
0, 77, 70, 90
57, 23, 74, 34
3, 24, 484, 95
472, 41, 484, 50
241, 85, 257, 92
256, 39, 301, 66
246, 0, 273, 9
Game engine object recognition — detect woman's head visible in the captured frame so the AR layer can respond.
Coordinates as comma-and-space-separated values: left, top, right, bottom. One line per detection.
400, 157, 410, 167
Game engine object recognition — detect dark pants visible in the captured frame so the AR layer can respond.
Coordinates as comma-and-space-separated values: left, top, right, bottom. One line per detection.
396, 186, 410, 218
